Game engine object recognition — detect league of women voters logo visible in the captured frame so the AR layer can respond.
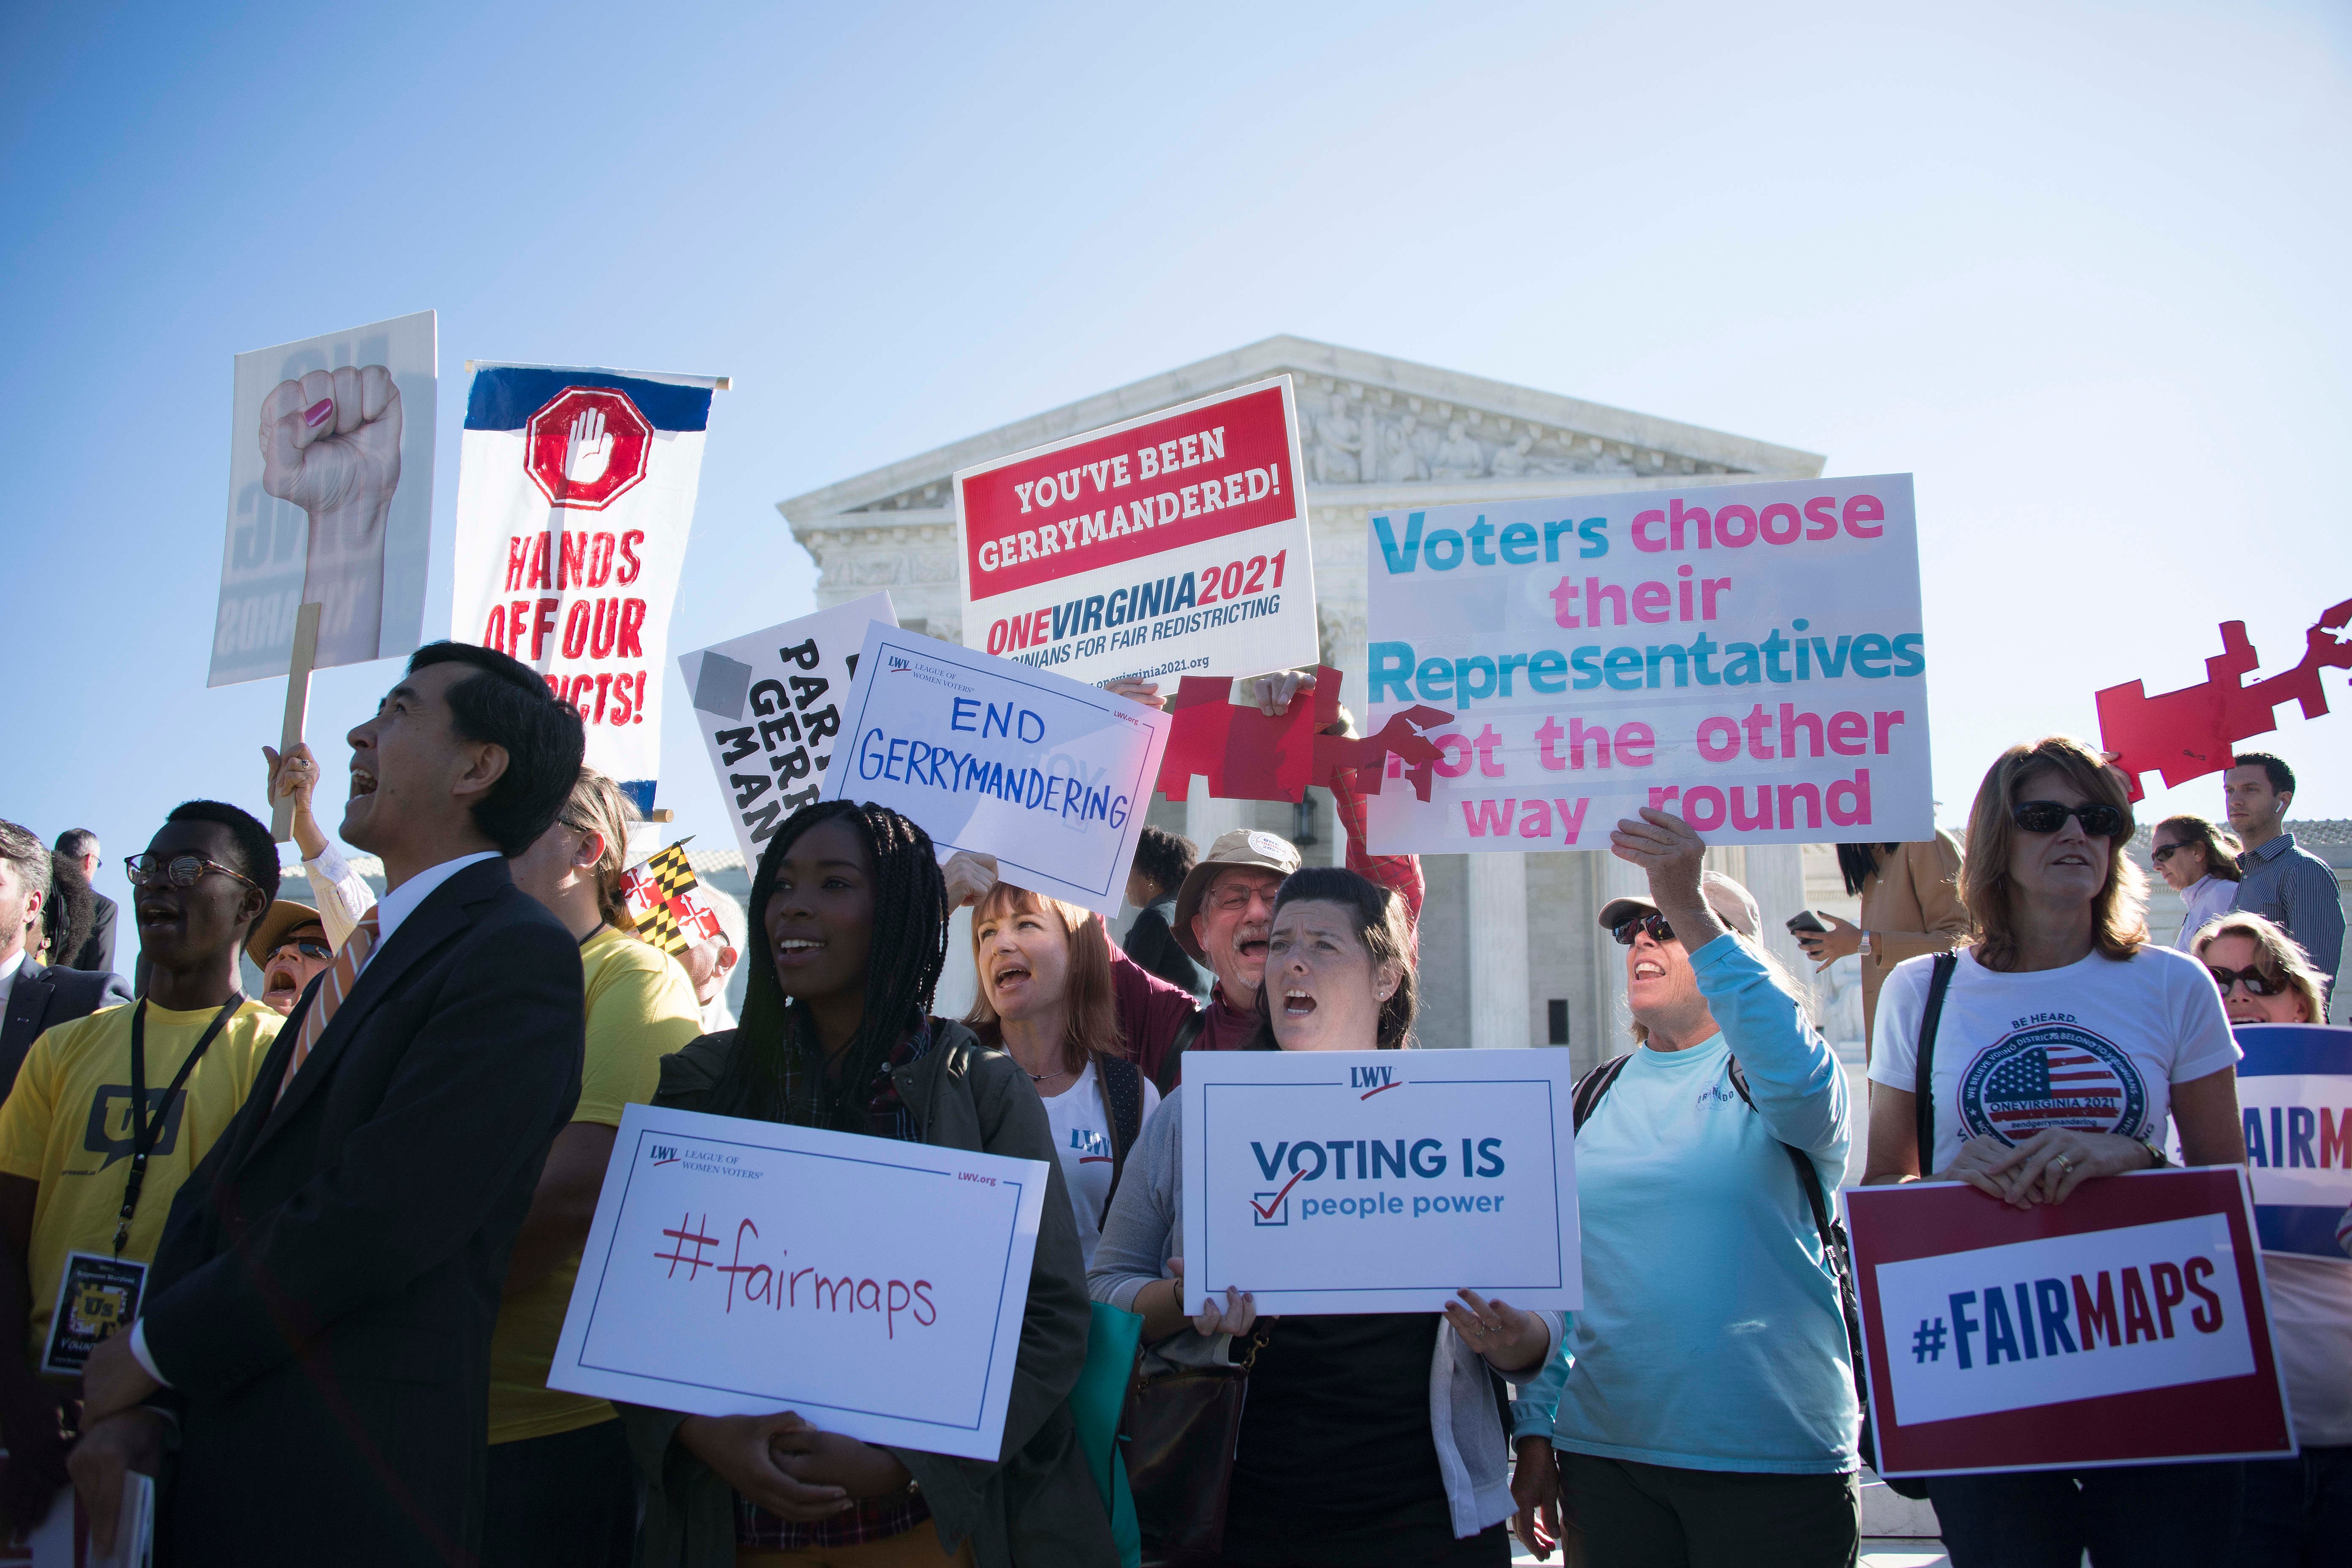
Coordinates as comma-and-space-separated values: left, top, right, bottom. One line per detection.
524, 386, 653, 511
1958, 1021, 2149, 1147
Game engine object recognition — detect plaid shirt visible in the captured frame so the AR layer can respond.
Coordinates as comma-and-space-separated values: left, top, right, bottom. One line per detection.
1329, 765, 1425, 929
737, 1021, 935, 1550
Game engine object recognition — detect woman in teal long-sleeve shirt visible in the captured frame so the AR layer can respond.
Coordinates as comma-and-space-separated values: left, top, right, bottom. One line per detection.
1512, 810, 1860, 1566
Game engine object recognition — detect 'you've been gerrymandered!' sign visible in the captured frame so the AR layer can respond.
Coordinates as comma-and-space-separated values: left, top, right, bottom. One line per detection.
548, 1104, 1049, 1462
1366, 475, 1931, 852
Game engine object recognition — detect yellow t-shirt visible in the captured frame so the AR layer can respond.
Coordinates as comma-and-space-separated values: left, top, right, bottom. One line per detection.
487, 928, 703, 1443
0, 999, 280, 1364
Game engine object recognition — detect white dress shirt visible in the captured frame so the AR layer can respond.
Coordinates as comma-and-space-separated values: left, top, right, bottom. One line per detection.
0, 949, 25, 1016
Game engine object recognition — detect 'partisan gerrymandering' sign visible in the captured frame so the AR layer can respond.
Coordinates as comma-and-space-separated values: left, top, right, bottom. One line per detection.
825, 625, 1171, 917
2234, 1024, 2352, 1259
1364, 475, 1931, 852
1179, 1050, 1579, 1316
954, 377, 1319, 689
548, 1104, 1049, 1462
680, 595, 892, 868
1846, 1169, 2293, 1476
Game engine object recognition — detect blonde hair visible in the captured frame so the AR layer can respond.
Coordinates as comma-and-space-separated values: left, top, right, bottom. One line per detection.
1961, 737, 2147, 971
962, 883, 1121, 1075
558, 768, 639, 933
2191, 912, 2327, 1023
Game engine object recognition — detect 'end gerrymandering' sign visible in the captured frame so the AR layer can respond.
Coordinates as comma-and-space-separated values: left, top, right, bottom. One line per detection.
1846, 1169, 2293, 1476
1179, 1050, 1579, 1316
1365, 475, 1930, 852
548, 1103, 1049, 1461
954, 376, 1318, 688
2235, 1023, 2352, 1259
826, 625, 1171, 917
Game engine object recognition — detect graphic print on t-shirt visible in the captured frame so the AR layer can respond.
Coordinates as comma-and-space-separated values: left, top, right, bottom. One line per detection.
1958, 1016, 2150, 1146
75, 1086, 185, 1173
1068, 1127, 1113, 1165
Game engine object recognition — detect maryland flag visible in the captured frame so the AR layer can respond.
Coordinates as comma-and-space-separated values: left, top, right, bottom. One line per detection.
621, 840, 720, 956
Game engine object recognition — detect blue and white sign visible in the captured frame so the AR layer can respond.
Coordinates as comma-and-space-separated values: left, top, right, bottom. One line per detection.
1178, 1049, 1580, 1315
826, 623, 1171, 916
2235, 1024, 2352, 1260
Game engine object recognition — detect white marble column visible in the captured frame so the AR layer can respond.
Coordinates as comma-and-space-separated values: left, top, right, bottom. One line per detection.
1739, 842, 1813, 990
1185, 775, 1252, 851
1468, 852, 1530, 1048
935, 905, 978, 1020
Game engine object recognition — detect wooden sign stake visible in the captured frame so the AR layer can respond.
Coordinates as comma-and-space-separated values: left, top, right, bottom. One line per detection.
272, 602, 324, 843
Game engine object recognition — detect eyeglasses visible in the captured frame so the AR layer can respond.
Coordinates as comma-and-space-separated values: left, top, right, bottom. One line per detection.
1206, 883, 1280, 915
266, 938, 333, 963
2207, 964, 2281, 998
2150, 843, 2191, 864
1612, 912, 1675, 946
123, 853, 264, 894
2012, 800, 2126, 838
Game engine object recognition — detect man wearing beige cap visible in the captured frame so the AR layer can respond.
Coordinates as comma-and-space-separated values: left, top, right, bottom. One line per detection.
243, 900, 336, 1017
1168, 827, 1305, 1061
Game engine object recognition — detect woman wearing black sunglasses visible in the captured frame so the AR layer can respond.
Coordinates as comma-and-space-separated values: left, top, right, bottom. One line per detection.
1862, 736, 2245, 1567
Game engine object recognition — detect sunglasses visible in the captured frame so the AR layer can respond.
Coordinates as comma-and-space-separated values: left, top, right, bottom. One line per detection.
124, 852, 264, 894
2150, 843, 2192, 864
2012, 800, 2126, 838
2207, 964, 2281, 998
266, 938, 334, 964
1612, 912, 1675, 946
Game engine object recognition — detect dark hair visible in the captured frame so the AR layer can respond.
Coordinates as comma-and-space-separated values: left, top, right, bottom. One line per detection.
54, 828, 98, 860
2153, 814, 2243, 884
2231, 752, 2295, 798
41, 852, 94, 964
163, 799, 281, 944
1245, 866, 1418, 1051
710, 801, 948, 1129
1835, 842, 1902, 899
1130, 825, 1197, 899
408, 642, 586, 857
0, 820, 49, 906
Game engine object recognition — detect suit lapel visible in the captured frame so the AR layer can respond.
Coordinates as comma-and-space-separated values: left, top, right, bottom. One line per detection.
0, 960, 56, 1084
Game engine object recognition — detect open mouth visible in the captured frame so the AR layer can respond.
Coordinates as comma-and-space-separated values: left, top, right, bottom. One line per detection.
990, 962, 1032, 993
774, 936, 826, 964
136, 899, 179, 928
1238, 938, 1269, 961
1632, 961, 1666, 980
264, 964, 303, 998
350, 767, 378, 799
1282, 988, 1316, 1017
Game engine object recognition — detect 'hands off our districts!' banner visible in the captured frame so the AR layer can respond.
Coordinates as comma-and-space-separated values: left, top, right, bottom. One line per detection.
452, 365, 721, 814
2233, 1024, 2352, 1259
1365, 475, 1932, 852
954, 376, 1319, 688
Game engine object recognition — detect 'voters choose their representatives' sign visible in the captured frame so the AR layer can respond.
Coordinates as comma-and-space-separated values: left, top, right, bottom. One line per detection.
1364, 475, 1930, 852
548, 1104, 1049, 1462
1179, 1049, 1579, 1316
679, 594, 893, 869
1846, 1169, 2294, 1476
2234, 1023, 2352, 1258
954, 376, 1318, 688
825, 624, 1171, 917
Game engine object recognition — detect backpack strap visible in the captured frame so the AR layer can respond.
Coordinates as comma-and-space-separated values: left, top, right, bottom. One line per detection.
1570, 1054, 1633, 1132
1154, 1009, 1206, 1099
1914, 953, 1959, 1176
1098, 1054, 1144, 1209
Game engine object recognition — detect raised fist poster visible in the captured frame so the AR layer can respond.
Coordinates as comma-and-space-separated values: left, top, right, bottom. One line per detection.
452, 364, 721, 813
953, 376, 1319, 688
209, 310, 437, 686
1364, 474, 1933, 852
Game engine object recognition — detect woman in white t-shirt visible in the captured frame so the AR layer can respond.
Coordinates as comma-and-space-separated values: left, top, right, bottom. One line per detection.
965, 882, 1161, 1264
1863, 735, 2246, 1568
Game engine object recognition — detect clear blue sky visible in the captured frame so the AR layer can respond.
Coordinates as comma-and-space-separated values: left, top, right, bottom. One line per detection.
5, 0, 2348, 919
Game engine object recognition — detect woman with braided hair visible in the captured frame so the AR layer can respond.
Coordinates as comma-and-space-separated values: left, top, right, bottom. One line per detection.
621, 800, 1111, 1568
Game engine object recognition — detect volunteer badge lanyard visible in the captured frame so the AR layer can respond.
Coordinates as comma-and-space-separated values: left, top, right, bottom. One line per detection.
113, 994, 243, 1257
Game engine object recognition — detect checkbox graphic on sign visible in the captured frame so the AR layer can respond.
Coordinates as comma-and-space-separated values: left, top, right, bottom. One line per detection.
1251, 1193, 1289, 1226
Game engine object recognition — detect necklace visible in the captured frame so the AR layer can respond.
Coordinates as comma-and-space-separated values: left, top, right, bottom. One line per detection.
1028, 1064, 1075, 1083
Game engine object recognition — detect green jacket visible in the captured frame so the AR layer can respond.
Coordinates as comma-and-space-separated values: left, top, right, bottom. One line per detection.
619, 1021, 1112, 1568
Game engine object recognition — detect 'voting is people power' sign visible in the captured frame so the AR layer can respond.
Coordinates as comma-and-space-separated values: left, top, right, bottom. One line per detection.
2234, 1023, 2352, 1258
1846, 1170, 2293, 1476
1365, 475, 1930, 852
954, 376, 1318, 688
548, 1104, 1049, 1461
826, 625, 1171, 917
1179, 1050, 1579, 1315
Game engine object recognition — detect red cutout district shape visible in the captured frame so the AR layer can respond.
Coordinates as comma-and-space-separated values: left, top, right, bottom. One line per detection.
2097, 596, 2352, 801
1153, 666, 1455, 804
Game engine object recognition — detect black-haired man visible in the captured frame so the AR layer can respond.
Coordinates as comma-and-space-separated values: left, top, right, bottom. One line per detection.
0, 803, 283, 1529
2227, 752, 2344, 999
1122, 825, 1207, 997
70, 642, 589, 1563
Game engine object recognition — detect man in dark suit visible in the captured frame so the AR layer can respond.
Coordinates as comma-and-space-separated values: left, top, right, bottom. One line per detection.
70, 642, 589, 1565
52, 830, 117, 975
0, 821, 130, 1097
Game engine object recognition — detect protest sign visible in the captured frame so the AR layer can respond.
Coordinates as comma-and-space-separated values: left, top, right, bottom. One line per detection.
1363, 475, 1931, 852
548, 1103, 1049, 1462
825, 624, 1171, 917
1177, 1049, 1579, 1316
210, 310, 436, 686
2234, 1023, 2352, 1260
954, 376, 1318, 688
452, 364, 721, 813
1845, 1169, 2294, 1476
679, 594, 893, 868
